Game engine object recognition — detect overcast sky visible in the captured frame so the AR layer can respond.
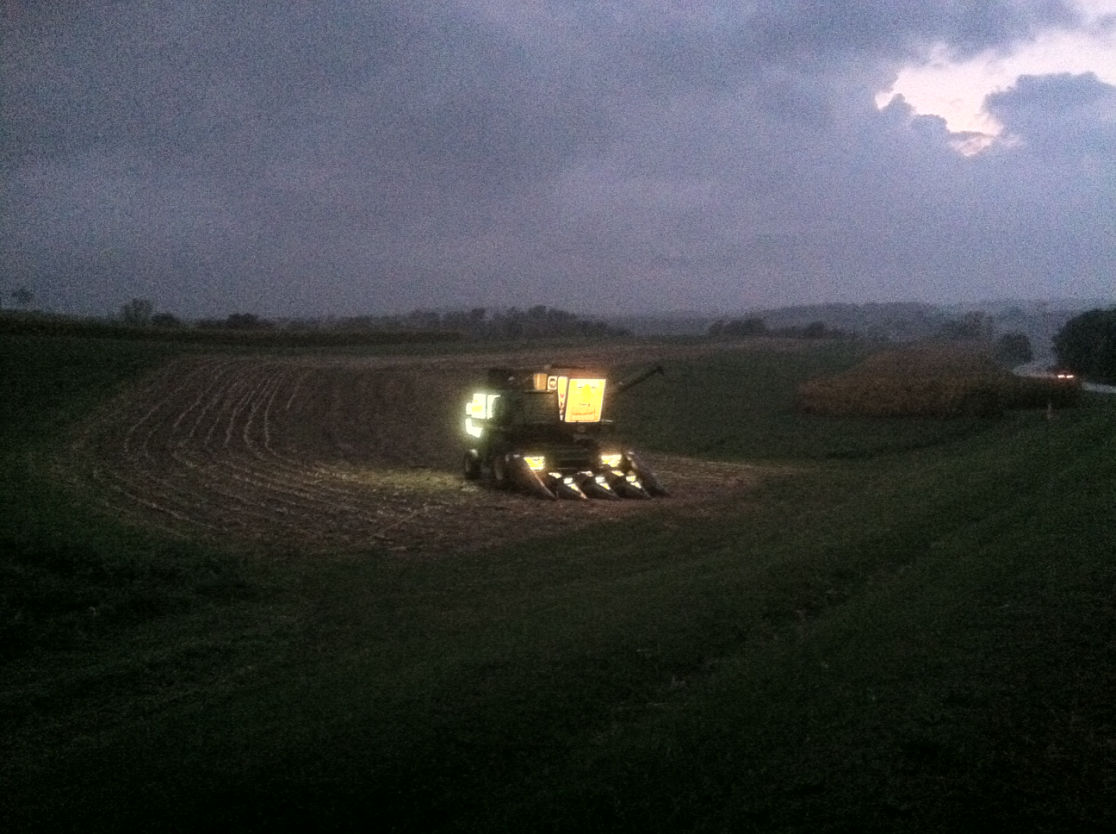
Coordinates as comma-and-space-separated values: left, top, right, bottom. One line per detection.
3, 1, 1114, 319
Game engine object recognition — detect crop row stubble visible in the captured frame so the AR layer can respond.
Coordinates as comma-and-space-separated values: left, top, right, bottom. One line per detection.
56, 347, 765, 555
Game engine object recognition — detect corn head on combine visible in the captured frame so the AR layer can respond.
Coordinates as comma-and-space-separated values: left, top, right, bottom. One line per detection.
462, 365, 667, 499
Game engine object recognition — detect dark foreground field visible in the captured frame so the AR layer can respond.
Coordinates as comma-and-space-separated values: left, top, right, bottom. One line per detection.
2, 332, 1114, 832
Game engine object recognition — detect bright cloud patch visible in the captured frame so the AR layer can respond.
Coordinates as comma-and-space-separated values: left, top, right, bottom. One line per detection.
877, 1, 1116, 153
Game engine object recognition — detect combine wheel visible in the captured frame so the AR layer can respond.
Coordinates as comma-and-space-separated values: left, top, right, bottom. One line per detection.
463, 450, 482, 481
491, 453, 512, 489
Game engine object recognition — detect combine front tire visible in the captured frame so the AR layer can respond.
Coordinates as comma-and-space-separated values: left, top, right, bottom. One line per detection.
463, 450, 482, 481
491, 453, 511, 489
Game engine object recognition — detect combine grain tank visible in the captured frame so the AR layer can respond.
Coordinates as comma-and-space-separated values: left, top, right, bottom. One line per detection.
462, 365, 666, 499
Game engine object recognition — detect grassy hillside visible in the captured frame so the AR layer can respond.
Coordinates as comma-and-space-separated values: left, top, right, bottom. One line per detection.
609, 342, 1007, 459
2, 333, 1113, 832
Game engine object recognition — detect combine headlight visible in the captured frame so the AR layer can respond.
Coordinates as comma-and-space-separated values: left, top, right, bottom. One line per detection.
523, 455, 546, 471
599, 452, 623, 469
464, 417, 483, 439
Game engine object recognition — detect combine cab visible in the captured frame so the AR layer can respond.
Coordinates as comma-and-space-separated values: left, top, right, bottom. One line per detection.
462, 365, 667, 499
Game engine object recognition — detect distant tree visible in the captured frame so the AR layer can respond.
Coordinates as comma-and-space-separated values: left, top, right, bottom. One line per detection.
151, 312, 181, 328
994, 331, 1033, 364
405, 309, 441, 329
495, 310, 524, 339
121, 298, 153, 326
937, 311, 993, 342
715, 317, 768, 338
802, 320, 827, 339
441, 310, 469, 332
434, 305, 627, 341
12, 285, 34, 309
741, 317, 768, 336
225, 312, 272, 329
1054, 307, 1116, 381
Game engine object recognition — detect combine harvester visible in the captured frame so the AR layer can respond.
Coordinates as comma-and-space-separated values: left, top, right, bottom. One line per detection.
462, 364, 668, 499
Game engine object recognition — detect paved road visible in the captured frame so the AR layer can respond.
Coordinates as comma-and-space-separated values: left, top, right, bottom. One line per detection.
1014, 361, 1116, 395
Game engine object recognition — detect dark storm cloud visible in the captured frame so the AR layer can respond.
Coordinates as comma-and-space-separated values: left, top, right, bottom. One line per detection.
1, 1, 1112, 317
611, 0, 1079, 97
986, 72, 1116, 156
737, 0, 1077, 63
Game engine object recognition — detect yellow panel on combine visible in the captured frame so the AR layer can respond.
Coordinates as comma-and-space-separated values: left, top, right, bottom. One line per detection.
534, 372, 607, 423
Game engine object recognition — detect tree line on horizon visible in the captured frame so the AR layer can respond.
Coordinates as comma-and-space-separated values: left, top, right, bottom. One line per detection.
706, 310, 1039, 366
707, 315, 845, 340
7, 293, 1114, 378
116, 300, 631, 341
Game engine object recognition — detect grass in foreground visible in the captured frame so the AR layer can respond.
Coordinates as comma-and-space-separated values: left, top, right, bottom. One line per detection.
2, 334, 1113, 832
1, 334, 260, 660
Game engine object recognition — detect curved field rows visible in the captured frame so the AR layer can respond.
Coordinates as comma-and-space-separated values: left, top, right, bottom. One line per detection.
57, 349, 772, 554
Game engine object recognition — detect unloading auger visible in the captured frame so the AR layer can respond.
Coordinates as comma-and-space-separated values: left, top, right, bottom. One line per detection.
462, 364, 667, 499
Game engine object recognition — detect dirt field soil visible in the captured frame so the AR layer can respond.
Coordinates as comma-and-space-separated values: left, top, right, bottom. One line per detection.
56, 345, 770, 554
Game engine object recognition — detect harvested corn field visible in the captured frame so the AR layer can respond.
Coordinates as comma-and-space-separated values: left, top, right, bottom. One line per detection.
55, 346, 770, 554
